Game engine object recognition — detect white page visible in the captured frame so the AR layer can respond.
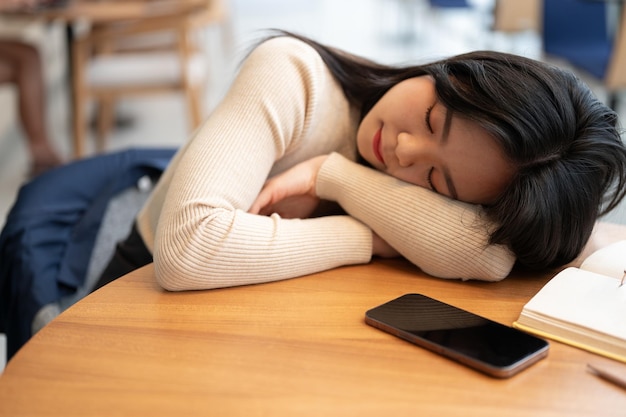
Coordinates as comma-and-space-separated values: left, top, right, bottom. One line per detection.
580, 240, 626, 279
522, 267, 626, 340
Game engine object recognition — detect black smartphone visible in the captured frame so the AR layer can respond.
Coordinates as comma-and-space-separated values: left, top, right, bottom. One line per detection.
365, 294, 549, 378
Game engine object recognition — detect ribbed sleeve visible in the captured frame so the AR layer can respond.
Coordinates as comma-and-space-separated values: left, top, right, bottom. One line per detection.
317, 153, 515, 281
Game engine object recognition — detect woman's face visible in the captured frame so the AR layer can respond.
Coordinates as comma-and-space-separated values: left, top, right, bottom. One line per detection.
357, 76, 515, 205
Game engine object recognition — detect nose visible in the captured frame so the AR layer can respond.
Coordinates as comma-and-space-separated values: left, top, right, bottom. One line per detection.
396, 132, 431, 168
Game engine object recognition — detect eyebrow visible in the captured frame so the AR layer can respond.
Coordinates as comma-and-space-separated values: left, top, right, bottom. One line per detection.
440, 109, 458, 200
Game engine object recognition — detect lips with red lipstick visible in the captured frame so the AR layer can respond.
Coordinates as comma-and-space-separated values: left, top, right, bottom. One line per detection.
373, 127, 384, 164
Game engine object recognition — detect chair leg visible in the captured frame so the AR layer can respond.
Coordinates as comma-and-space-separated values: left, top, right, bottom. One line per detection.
71, 89, 85, 159
187, 87, 203, 128
96, 96, 114, 153
71, 37, 86, 159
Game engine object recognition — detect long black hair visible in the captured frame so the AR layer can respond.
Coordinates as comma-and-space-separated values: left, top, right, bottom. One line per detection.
264, 31, 626, 270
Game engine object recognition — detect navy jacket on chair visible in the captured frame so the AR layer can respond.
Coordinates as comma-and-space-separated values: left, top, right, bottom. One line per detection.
0, 148, 176, 361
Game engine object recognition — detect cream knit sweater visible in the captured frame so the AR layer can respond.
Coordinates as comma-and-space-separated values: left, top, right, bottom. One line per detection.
136, 36, 515, 291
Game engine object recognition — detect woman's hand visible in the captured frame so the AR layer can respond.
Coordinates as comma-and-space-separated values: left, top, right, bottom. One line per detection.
249, 155, 328, 219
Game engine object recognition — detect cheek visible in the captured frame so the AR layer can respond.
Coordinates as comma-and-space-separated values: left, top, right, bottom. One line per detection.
356, 121, 367, 148
388, 166, 428, 189
355, 121, 369, 155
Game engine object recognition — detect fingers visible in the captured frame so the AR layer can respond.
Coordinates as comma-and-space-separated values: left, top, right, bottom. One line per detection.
249, 179, 282, 214
248, 155, 329, 215
249, 190, 271, 214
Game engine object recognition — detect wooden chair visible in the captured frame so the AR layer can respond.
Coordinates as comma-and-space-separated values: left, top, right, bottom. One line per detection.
70, 0, 229, 157
492, 0, 540, 33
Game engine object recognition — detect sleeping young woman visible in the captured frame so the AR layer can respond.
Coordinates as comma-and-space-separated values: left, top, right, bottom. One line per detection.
95, 31, 626, 291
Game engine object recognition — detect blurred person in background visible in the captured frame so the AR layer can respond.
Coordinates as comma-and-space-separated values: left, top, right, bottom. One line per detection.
0, 0, 63, 176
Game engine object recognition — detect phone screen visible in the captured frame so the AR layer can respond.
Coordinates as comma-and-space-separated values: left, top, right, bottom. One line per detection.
365, 294, 549, 378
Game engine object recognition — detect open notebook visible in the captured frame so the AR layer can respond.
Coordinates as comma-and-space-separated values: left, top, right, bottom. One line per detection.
513, 240, 626, 363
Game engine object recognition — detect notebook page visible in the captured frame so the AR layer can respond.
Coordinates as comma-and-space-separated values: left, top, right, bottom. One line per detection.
522, 267, 626, 340
580, 240, 626, 279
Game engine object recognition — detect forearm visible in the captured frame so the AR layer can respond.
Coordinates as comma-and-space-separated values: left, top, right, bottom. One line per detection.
153, 209, 371, 291
316, 153, 515, 281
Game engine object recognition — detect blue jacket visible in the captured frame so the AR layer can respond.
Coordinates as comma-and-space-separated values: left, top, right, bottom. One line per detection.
0, 148, 176, 361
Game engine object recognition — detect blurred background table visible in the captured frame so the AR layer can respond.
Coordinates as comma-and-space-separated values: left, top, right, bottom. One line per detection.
2, 0, 227, 157
7, 0, 208, 23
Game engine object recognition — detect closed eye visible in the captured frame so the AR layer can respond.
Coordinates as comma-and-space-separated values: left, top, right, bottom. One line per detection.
425, 104, 435, 134
426, 167, 438, 192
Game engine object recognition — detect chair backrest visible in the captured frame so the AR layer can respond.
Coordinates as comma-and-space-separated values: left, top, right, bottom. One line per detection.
70, 0, 226, 157
492, 0, 540, 33
542, 0, 613, 79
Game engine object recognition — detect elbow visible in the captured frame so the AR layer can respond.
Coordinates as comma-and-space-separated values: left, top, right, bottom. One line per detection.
151, 210, 239, 291
462, 244, 516, 282
154, 261, 188, 291
416, 244, 516, 282
153, 255, 197, 291
152, 241, 223, 292
470, 244, 516, 282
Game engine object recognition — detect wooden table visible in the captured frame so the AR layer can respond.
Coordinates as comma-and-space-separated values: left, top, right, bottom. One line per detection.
0, 222, 625, 416
4, 0, 208, 23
